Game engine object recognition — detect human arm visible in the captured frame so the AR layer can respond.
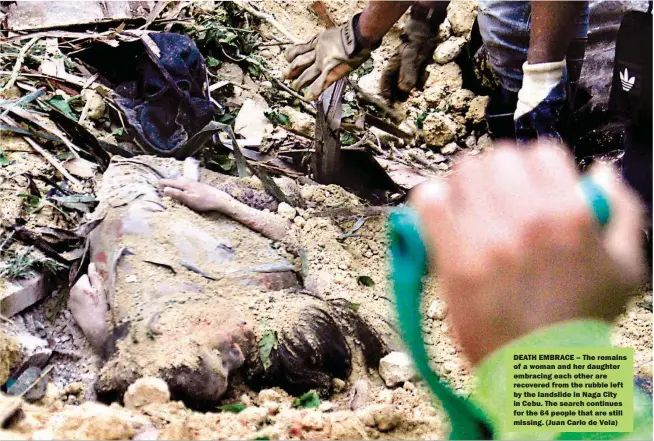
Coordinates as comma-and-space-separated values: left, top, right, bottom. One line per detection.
283, 1, 415, 101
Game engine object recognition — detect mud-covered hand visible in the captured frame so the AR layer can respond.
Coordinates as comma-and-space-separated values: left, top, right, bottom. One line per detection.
283, 14, 377, 101
380, 4, 445, 102
159, 178, 233, 212
514, 61, 568, 142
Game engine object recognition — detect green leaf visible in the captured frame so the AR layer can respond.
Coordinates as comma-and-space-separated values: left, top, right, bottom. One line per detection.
637, 301, 653, 312
111, 127, 125, 137
341, 104, 355, 119
291, 390, 320, 409
416, 111, 429, 129
254, 437, 270, 440
211, 154, 234, 172
357, 275, 375, 287
18, 193, 41, 209
345, 301, 361, 313
206, 57, 222, 68
264, 110, 290, 127
0, 148, 9, 166
146, 331, 155, 340
259, 330, 278, 371
340, 132, 358, 146
45, 95, 77, 121
218, 403, 246, 413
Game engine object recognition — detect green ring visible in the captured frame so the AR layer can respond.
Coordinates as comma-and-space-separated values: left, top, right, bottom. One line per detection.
579, 175, 611, 227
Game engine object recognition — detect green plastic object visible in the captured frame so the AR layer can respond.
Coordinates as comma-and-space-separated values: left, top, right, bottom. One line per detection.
388, 177, 610, 440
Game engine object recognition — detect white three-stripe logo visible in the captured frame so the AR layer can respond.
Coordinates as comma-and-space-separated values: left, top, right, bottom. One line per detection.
620, 68, 635, 92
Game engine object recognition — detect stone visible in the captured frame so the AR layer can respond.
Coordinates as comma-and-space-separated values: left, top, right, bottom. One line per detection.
347, 379, 369, 411
357, 404, 400, 432
0, 331, 20, 385
215, 63, 245, 85
466, 95, 489, 125
441, 142, 459, 155
277, 202, 296, 221
332, 378, 346, 393
82, 89, 105, 120
281, 106, 314, 137
234, 99, 273, 143
318, 401, 334, 412
379, 351, 416, 387
1, 272, 49, 318
64, 157, 98, 179
424, 85, 446, 105
238, 406, 268, 426
357, 69, 382, 97
428, 299, 448, 320
424, 62, 463, 90
257, 388, 283, 404
476, 133, 493, 150
422, 113, 458, 147
123, 377, 170, 409
447, 0, 478, 36
329, 412, 368, 439
434, 37, 466, 64
448, 89, 475, 112
301, 410, 325, 430
7, 366, 48, 401
438, 18, 452, 42
377, 389, 393, 404
293, 216, 306, 228
48, 402, 149, 440
465, 135, 477, 148
13, 332, 51, 374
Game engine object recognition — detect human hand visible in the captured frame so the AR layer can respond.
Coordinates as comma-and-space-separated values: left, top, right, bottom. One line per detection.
411, 142, 645, 365
68, 263, 109, 351
283, 14, 374, 101
159, 178, 231, 212
380, 3, 445, 102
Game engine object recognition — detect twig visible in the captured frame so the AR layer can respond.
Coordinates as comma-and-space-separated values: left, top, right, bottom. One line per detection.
349, 81, 404, 124
0, 314, 15, 325
0, 231, 16, 254
21, 135, 82, 186
18, 365, 53, 399
234, 1, 301, 44
0, 37, 40, 93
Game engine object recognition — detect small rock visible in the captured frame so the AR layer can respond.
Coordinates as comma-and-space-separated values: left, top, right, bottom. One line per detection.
438, 18, 452, 41
447, 0, 478, 36
465, 135, 477, 148
7, 366, 48, 402
258, 388, 283, 404
424, 85, 446, 105
240, 393, 253, 407
347, 379, 369, 410
476, 133, 493, 150
82, 89, 105, 120
234, 99, 273, 143
277, 202, 296, 220
403, 381, 416, 391
332, 378, 346, 393
262, 401, 280, 415
448, 89, 475, 112
215, 63, 245, 85
123, 377, 170, 410
318, 401, 334, 412
301, 410, 325, 430
281, 106, 315, 137
357, 69, 382, 97
428, 300, 448, 320
377, 389, 393, 404
422, 113, 458, 147
64, 157, 98, 179
357, 404, 400, 432
293, 216, 306, 228
431, 153, 447, 163
13, 332, 51, 373
434, 37, 466, 64
441, 142, 459, 155
425, 63, 463, 90
238, 406, 268, 426
379, 351, 416, 387
466, 95, 489, 125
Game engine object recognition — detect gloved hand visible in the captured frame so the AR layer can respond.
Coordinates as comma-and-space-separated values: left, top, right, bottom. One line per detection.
514, 60, 568, 142
283, 13, 378, 101
380, 3, 446, 102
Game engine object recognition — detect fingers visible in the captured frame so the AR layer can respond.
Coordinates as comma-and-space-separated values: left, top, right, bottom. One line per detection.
72, 273, 92, 294
304, 60, 341, 101
284, 37, 317, 63
590, 162, 646, 283
87, 263, 104, 293
380, 49, 402, 101
159, 179, 189, 190
290, 64, 320, 92
284, 50, 317, 81
398, 43, 420, 92
163, 187, 185, 201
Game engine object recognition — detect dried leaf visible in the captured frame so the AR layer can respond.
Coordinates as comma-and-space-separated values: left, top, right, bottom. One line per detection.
291, 390, 320, 409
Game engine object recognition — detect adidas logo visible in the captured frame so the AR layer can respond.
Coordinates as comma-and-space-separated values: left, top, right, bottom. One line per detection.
620, 68, 635, 92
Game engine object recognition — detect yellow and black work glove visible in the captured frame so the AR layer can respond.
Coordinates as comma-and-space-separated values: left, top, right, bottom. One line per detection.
380, 3, 446, 102
283, 13, 379, 101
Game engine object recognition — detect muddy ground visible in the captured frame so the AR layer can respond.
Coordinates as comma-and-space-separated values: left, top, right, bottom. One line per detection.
0, 1, 651, 440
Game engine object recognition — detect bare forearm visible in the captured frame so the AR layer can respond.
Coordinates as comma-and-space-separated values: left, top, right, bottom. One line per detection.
528, 1, 586, 63
358, 1, 414, 44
